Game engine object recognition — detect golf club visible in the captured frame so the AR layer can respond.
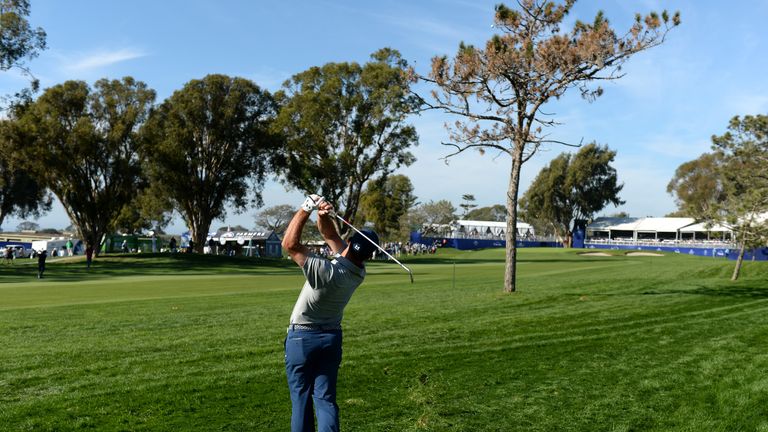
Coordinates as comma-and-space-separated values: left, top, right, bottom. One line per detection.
311, 196, 414, 283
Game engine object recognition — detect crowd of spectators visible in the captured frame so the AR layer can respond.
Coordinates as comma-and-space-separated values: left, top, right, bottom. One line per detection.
310, 240, 441, 260
586, 237, 735, 248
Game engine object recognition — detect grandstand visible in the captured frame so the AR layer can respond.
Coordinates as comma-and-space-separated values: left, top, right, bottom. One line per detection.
585, 216, 740, 258
411, 216, 766, 260
412, 219, 559, 250
586, 217, 733, 246
449, 220, 535, 240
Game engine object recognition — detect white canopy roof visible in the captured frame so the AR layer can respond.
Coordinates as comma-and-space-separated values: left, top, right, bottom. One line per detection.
453, 220, 532, 229
450, 219, 533, 236
634, 217, 696, 232
588, 217, 641, 231
679, 222, 733, 232
588, 217, 697, 233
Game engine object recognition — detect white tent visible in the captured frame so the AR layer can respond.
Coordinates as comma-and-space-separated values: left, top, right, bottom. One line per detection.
633, 217, 695, 240
679, 222, 733, 232
587, 217, 734, 243
679, 221, 734, 241
451, 220, 534, 238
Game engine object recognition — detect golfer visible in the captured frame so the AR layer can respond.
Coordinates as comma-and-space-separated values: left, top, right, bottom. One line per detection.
282, 194, 379, 432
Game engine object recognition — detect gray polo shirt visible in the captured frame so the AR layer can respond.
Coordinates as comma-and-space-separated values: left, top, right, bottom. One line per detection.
289, 253, 365, 327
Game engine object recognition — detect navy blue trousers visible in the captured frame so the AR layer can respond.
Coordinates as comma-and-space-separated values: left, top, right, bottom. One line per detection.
285, 329, 343, 432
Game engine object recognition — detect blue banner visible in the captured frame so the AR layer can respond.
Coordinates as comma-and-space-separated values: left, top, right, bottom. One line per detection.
727, 247, 768, 261
584, 243, 731, 258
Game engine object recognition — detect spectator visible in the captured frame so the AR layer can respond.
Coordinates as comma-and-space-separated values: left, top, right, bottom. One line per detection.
85, 244, 94, 270
37, 250, 47, 279
169, 237, 177, 253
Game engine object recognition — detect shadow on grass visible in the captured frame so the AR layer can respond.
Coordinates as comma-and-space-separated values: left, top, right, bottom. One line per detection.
0, 253, 298, 284
643, 285, 768, 299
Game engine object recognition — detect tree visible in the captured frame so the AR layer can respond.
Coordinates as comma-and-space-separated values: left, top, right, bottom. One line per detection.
520, 143, 624, 247
359, 174, 417, 240
0, 0, 47, 105
407, 199, 457, 236
417, 1, 679, 291
466, 204, 506, 222
15, 220, 37, 231
112, 184, 174, 234
459, 194, 478, 217
7, 77, 155, 252
272, 48, 419, 237
710, 115, 768, 281
255, 204, 295, 234
666, 152, 725, 218
0, 132, 52, 228
142, 74, 278, 252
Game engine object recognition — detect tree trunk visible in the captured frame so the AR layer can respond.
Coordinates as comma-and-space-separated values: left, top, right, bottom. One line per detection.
66, 207, 104, 257
504, 147, 524, 293
186, 208, 213, 254
191, 220, 211, 254
75, 222, 103, 257
731, 240, 746, 281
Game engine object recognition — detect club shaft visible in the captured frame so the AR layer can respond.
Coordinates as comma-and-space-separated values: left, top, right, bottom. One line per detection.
309, 195, 413, 282
332, 213, 412, 274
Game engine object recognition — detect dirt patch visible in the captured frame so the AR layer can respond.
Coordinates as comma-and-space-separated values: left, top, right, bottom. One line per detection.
626, 252, 664, 257
579, 252, 612, 257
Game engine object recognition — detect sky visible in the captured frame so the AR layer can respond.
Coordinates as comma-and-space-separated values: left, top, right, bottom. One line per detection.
1, 0, 767, 234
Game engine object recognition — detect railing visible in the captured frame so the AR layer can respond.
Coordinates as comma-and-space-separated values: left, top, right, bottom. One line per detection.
431, 232, 558, 242
585, 238, 735, 248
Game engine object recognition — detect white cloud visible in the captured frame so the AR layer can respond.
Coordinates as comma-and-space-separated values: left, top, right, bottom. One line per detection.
248, 67, 290, 92
62, 48, 146, 73
369, 9, 493, 57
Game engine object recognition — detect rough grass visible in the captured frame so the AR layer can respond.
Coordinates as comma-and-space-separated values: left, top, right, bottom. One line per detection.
1, 249, 767, 431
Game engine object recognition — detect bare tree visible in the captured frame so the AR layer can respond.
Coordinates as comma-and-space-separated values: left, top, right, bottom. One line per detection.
416, 1, 679, 292
254, 204, 295, 234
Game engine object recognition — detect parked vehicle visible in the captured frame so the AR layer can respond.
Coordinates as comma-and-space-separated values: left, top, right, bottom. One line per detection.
1, 244, 31, 258
31, 238, 82, 256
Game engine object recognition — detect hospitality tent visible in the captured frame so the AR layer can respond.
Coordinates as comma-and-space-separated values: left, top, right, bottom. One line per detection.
633, 217, 696, 241
679, 222, 734, 241
586, 217, 641, 240
450, 220, 535, 239
586, 217, 697, 241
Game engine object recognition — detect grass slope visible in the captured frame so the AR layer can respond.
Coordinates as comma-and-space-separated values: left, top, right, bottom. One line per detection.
1, 249, 767, 431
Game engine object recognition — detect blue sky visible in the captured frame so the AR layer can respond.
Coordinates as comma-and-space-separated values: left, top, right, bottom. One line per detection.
2, 0, 767, 234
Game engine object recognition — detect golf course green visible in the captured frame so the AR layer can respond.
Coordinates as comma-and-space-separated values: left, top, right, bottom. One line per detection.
2, 248, 767, 431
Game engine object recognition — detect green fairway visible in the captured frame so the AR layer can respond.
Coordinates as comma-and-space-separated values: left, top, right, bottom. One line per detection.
1, 249, 767, 431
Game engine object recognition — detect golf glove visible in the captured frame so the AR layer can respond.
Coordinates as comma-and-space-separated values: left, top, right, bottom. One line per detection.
301, 194, 325, 213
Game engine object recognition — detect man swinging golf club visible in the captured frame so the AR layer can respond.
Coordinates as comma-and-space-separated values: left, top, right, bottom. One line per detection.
282, 194, 379, 432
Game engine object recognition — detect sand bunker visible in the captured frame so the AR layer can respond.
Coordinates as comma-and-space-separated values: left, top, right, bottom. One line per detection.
579, 252, 612, 257
626, 252, 664, 257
